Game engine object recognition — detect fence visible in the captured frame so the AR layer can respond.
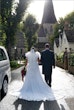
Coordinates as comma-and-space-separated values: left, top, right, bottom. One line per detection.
56, 51, 74, 74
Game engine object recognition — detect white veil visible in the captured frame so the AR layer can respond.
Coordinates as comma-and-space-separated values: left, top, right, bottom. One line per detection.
30, 47, 35, 53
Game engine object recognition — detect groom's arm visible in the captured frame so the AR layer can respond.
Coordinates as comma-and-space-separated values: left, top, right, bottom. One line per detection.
52, 52, 55, 68
40, 52, 44, 65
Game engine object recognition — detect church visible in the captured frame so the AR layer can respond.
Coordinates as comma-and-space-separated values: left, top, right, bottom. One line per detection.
11, 0, 57, 59
37, 0, 56, 51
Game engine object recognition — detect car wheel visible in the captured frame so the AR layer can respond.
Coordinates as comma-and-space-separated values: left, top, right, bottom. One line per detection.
1, 78, 8, 97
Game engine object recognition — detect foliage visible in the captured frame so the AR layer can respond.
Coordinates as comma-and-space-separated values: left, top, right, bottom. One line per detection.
56, 52, 64, 63
22, 14, 39, 50
10, 60, 24, 69
48, 34, 54, 49
0, 16, 6, 45
1, 0, 31, 59
69, 53, 74, 66
53, 23, 59, 38
58, 17, 65, 31
56, 52, 74, 66
64, 11, 74, 29
53, 11, 74, 39
53, 17, 65, 39
23, 33, 28, 52
32, 34, 38, 46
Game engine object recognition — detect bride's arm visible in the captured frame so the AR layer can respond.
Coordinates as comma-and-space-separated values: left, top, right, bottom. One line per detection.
36, 51, 41, 65
37, 57, 41, 65
38, 57, 40, 63
25, 58, 28, 66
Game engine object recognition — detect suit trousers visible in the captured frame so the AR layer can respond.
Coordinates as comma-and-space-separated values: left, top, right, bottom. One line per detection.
45, 73, 52, 87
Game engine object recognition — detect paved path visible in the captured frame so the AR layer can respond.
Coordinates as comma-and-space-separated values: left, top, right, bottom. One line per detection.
0, 66, 74, 110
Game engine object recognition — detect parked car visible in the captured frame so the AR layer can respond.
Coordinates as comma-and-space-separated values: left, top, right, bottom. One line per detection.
0, 46, 11, 97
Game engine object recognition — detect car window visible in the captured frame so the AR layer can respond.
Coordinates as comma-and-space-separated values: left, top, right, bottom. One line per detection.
0, 48, 7, 61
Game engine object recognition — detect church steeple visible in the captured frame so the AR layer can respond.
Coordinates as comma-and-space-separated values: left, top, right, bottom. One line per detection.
42, 0, 56, 23
37, 0, 57, 51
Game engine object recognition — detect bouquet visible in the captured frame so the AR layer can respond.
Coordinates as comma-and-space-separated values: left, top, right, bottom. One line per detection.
21, 67, 26, 81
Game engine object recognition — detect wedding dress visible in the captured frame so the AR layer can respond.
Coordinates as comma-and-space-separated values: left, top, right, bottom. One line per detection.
9, 49, 55, 101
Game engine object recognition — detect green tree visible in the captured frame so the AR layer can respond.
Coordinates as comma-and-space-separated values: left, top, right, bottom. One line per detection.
0, 15, 6, 45
53, 11, 74, 39
53, 17, 64, 38
58, 17, 65, 31
22, 14, 39, 50
49, 11, 74, 48
64, 11, 74, 29
1, 0, 31, 59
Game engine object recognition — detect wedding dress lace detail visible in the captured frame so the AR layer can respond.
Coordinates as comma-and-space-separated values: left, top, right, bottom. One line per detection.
9, 50, 55, 101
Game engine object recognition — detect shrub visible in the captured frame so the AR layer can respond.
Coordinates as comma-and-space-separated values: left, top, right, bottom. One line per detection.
10, 61, 21, 69
69, 53, 74, 66
56, 53, 64, 63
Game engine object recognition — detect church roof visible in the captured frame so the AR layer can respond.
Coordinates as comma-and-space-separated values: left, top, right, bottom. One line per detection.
42, 0, 56, 24
54, 29, 74, 47
65, 30, 74, 42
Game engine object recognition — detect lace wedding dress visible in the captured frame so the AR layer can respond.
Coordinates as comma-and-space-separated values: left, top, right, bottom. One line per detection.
9, 49, 55, 101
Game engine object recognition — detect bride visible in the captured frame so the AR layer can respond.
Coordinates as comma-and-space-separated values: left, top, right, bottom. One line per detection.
9, 47, 55, 101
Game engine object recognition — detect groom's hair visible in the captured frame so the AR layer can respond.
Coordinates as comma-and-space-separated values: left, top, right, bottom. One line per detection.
45, 43, 49, 48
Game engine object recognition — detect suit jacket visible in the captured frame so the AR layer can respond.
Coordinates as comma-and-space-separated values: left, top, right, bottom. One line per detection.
41, 49, 55, 75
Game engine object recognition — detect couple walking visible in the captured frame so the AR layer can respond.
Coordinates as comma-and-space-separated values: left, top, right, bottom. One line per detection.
9, 43, 55, 101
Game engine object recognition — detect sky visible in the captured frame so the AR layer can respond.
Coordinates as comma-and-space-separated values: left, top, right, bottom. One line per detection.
27, 0, 74, 24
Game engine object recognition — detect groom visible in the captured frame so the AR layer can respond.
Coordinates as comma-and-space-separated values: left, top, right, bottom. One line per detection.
41, 43, 55, 87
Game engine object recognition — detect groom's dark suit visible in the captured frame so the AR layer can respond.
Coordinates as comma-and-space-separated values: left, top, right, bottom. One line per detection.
41, 48, 55, 87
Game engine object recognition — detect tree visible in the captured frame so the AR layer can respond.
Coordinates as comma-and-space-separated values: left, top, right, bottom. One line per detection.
0, 13, 6, 45
22, 14, 39, 50
64, 11, 74, 29
53, 17, 64, 38
53, 11, 74, 39
49, 11, 74, 49
1, 0, 31, 59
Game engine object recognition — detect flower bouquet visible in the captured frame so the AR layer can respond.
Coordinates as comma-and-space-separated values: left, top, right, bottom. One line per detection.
21, 67, 26, 81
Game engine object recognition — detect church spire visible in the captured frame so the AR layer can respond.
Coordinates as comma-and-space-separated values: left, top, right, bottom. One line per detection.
42, 0, 56, 23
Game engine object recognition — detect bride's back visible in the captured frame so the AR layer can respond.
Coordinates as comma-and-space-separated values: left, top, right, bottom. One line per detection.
26, 51, 38, 65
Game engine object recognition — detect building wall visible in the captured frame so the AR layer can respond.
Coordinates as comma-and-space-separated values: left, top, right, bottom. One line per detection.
54, 31, 74, 56
38, 37, 48, 43
69, 43, 74, 51
43, 23, 54, 35
62, 31, 69, 51
54, 41, 60, 56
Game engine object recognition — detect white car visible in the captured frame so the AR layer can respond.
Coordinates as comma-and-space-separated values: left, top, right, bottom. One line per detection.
0, 46, 11, 97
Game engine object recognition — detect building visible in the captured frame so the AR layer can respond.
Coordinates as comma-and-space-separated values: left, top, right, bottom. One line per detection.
54, 29, 74, 56
37, 0, 56, 51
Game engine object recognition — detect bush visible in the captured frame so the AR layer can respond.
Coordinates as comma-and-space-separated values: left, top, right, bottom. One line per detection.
56, 53, 64, 63
10, 61, 22, 69
69, 53, 74, 66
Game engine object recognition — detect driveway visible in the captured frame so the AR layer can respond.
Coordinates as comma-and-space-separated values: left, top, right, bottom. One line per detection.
0, 66, 74, 110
